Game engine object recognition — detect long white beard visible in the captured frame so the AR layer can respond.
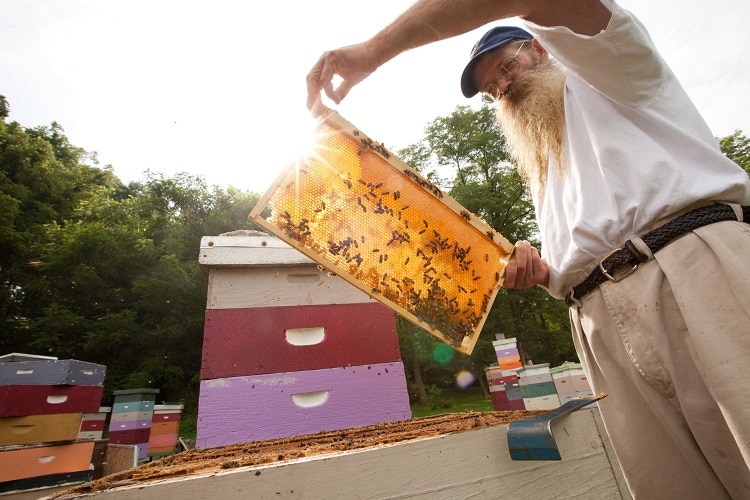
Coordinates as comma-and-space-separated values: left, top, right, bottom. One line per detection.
495, 59, 567, 196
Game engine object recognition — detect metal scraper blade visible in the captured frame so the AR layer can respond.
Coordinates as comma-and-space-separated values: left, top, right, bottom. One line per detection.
507, 394, 606, 460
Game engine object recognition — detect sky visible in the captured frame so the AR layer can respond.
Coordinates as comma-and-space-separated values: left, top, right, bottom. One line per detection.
2, 0, 749, 195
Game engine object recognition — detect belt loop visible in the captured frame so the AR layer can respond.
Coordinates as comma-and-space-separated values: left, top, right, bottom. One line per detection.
720, 202, 744, 222
565, 289, 582, 308
625, 236, 653, 262
730, 203, 744, 222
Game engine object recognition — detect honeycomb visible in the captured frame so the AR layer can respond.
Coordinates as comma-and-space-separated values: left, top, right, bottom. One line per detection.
249, 111, 513, 354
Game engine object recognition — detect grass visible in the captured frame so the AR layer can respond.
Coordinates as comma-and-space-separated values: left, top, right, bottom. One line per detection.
410, 386, 494, 418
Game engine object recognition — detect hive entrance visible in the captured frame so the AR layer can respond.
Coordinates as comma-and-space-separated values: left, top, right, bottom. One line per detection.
249, 111, 513, 354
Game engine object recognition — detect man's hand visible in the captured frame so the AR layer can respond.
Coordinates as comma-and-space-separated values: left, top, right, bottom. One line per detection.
306, 42, 379, 118
503, 240, 550, 289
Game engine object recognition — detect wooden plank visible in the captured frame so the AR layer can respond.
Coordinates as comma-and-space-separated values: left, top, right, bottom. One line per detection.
101, 444, 138, 477
0, 413, 83, 446
249, 111, 514, 355
107, 429, 151, 446
520, 373, 554, 385
77, 431, 104, 440
0, 353, 57, 363
112, 389, 159, 399
148, 433, 178, 448
491, 393, 527, 411
497, 354, 523, 366
108, 419, 152, 432
110, 410, 152, 423
201, 303, 400, 379
91, 439, 108, 479
151, 414, 180, 423
149, 422, 179, 436
0, 385, 103, 417
0, 359, 106, 386
153, 404, 184, 413
152, 412, 181, 423
523, 395, 562, 411
79, 417, 106, 432
111, 401, 155, 414
205, 265, 375, 310
519, 382, 557, 398
196, 362, 411, 448
199, 235, 315, 268
54, 409, 630, 499
495, 347, 519, 358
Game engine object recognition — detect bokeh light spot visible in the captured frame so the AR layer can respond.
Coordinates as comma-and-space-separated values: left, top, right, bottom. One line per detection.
432, 344, 454, 364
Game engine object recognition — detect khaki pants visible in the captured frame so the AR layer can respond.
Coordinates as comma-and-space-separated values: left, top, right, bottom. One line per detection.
570, 220, 750, 499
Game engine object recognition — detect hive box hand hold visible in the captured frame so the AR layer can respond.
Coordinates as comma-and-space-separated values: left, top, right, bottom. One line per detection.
249, 110, 513, 355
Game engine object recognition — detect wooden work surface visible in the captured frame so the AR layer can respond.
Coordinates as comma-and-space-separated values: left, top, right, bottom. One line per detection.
49, 409, 630, 499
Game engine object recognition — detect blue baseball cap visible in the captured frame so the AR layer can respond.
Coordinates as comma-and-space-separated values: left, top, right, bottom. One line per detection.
460, 26, 534, 98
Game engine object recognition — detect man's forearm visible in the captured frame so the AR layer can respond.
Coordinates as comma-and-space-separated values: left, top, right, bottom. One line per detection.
366, 0, 528, 66
365, 0, 610, 67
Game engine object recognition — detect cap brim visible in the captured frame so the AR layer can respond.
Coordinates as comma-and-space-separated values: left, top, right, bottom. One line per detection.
460, 30, 533, 98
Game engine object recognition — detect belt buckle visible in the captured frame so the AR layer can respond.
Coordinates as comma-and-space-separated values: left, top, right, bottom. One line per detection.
598, 248, 639, 282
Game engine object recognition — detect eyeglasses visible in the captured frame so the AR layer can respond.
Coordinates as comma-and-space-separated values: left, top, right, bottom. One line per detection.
481, 41, 529, 103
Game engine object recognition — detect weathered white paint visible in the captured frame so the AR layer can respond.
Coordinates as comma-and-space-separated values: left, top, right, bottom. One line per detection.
199, 235, 313, 267
58, 409, 630, 499
205, 266, 375, 309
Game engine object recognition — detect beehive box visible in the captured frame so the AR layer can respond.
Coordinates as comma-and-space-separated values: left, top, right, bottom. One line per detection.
0, 359, 106, 386
0, 413, 83, 446
0, 441, 95, 485
49, 409, 630, 499
197, 233, 411, 448
0, 385, 104, 417
78, 407, 110, 441
249, 111, 514, 354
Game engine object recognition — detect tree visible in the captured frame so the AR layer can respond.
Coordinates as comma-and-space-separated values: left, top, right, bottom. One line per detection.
1, 104, 123, 351
718, 130, 750, 175
1, 98, 265, 411
0, 95, 9, 120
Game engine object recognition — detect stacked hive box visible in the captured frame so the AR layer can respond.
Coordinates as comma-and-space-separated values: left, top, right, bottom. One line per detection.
196, 233, 411, 448
494, 338, 523, 371
77, 406, 110, 441
487, 338, 525, 410
517, 363, 561, 411
107, 388, 159, 461
147, 404, 184, 458
0, 353, 105, 493
551, 362, 596, 406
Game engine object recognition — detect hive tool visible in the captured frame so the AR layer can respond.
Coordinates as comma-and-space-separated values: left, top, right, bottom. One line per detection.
507, 394, 606, 460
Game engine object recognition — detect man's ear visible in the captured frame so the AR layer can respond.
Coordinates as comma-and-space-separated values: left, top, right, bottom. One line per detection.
531, 39, 549, 60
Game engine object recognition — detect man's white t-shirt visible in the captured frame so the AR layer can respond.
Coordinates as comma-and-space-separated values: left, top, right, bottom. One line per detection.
524, 0, 750, 298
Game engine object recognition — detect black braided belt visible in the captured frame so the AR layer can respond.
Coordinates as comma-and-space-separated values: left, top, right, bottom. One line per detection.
565, 204, 750, 306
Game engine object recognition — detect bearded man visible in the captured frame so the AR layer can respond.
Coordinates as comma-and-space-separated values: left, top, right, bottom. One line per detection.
306, 1, 750, 498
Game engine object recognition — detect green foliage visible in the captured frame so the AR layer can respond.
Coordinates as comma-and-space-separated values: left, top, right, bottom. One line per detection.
0, 96, 9, 120
425, 384, 450, 410
718, 130, 750, 175
0, 98, 263, 414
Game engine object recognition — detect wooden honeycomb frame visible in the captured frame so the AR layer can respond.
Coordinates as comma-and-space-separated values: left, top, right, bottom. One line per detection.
249, 111, 513, 354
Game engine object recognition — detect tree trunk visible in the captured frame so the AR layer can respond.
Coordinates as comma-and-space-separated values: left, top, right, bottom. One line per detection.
473, 362, 490, 398
537, 313, 560, 367
410, 333, 428, 405
510, 296, 529, 366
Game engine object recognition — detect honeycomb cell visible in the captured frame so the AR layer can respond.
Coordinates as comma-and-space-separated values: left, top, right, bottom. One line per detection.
249, 111, 513, 354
